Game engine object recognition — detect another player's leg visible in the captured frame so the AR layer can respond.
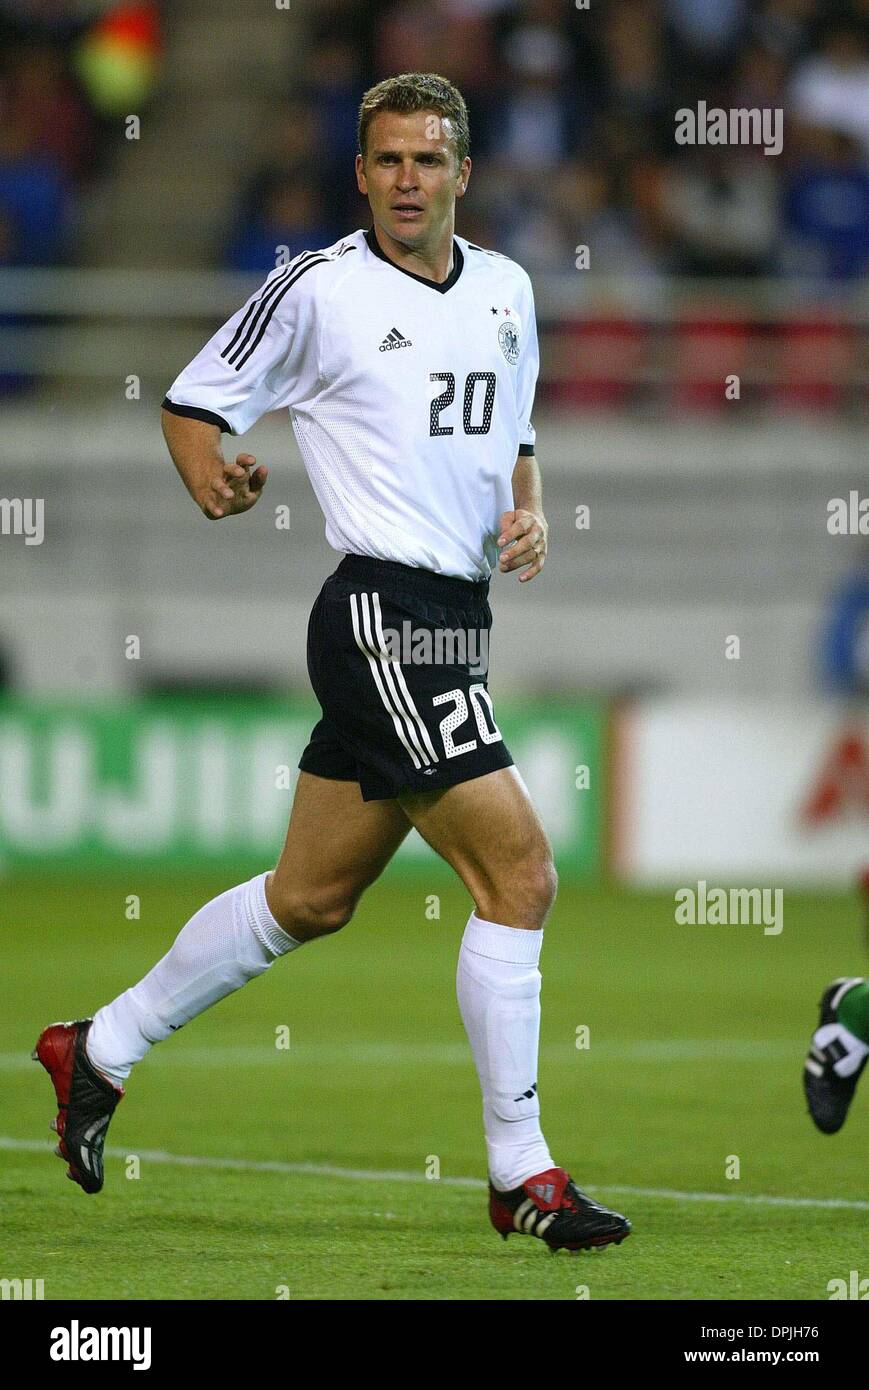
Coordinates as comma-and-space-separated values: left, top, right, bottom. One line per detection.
400, 766, 631, 1252
33, 772, 409, 1192
804, 977, 869, 1133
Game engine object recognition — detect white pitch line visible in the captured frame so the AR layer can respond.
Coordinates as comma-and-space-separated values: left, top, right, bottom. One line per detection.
0, 1039, 799, 1070
1, 1136, 867, 1211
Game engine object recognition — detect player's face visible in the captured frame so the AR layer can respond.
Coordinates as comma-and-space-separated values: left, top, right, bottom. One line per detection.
356, 110, 471, 250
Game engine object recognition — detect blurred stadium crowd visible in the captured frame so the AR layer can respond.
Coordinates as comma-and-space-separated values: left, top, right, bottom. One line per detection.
228, 0, 869, 290
2, 0, 868, 284
0, 0, 867, 413
0, 1, 161, 266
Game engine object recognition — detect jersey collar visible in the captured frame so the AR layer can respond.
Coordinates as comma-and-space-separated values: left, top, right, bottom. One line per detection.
364, 226, 464, 294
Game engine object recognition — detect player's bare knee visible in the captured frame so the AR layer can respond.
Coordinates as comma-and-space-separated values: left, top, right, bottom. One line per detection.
267, 882, 356, 940
537, 854, 559, 916
310, 902, 355, 936
474, 851, 557, 929
518, 853, 557, 924
295, 900, 356, 940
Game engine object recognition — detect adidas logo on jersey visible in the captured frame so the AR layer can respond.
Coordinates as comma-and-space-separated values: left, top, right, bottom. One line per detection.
379, 327, 413, 352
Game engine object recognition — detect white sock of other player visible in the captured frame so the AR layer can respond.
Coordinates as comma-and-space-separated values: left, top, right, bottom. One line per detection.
456, 912, 555, 1191
86, 872, 300, 1086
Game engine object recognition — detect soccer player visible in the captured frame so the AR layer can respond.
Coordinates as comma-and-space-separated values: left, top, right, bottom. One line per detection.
34, 73, 631, 1254
803, 977, 868, 1133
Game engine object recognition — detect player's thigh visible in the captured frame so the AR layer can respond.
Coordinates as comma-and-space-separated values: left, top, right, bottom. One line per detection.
270, 771, 410, 919
398, 766, 557, 929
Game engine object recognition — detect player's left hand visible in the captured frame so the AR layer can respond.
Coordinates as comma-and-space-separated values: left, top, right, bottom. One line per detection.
497, 509, 548, 582
205, 454, 269, 519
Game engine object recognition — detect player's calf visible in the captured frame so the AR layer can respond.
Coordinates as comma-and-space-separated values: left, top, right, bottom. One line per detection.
264, 875, 358, 942
401, 768, 558, 930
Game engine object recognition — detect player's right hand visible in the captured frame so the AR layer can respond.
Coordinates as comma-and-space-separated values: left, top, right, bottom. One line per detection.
202, 454, 268, 519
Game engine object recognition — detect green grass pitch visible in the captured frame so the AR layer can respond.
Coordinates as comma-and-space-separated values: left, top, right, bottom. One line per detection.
1, 875, 866, 1301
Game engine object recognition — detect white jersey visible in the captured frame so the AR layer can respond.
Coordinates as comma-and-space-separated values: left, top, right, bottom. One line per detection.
164, 228, 539, 580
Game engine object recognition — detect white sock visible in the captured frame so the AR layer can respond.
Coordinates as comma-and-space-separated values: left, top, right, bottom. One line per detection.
457, 912, 555, 1191
86, 872, 300, 1086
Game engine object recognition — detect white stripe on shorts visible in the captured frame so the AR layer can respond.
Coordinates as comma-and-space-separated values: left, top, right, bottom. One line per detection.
349, 592, 427, 770
359, 592, 432, 766
371, 593, 440, 765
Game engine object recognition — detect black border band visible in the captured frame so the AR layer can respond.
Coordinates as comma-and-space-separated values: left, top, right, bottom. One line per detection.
162, 398, 233, 434
364, 227, 464, 293
518, 443, 535, 456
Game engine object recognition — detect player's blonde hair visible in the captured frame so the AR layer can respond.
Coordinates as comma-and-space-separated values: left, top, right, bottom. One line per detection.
357, 72, 470, 167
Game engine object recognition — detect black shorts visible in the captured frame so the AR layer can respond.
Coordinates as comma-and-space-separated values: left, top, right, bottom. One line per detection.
298, 554, 514, 801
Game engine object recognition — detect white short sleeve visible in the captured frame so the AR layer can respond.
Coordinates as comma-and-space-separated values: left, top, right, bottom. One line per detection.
163, 255, 326, 436
516, 273, 539, 455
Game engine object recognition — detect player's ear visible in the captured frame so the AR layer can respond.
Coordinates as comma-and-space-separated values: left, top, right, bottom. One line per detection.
355, 153, 367, 195
455, 156, 471, 198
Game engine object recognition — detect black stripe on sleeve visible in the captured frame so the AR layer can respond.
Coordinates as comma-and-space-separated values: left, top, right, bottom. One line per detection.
221, 294, 266, 365
220, 244, 357, 371
221, 251, 321, 366
466, 243, 507, 260
230, 255, 330, 372
162, 398, 233, 433
518, 443, 536, 456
